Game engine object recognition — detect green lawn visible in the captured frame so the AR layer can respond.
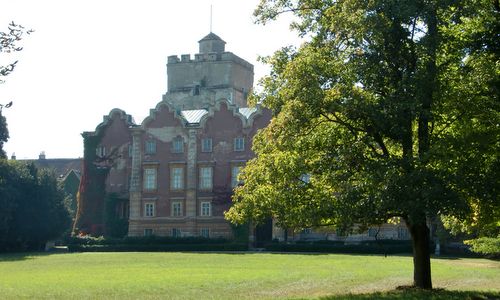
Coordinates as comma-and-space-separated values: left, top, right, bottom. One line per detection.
0, 252, 498, 299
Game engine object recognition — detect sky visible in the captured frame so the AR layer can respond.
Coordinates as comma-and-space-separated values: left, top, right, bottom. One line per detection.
0, 0, 301, 159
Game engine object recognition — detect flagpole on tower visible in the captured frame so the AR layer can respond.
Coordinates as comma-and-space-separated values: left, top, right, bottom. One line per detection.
210, 4, 213, 33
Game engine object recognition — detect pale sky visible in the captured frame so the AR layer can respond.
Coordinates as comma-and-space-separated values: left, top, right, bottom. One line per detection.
0, 0, 300, 159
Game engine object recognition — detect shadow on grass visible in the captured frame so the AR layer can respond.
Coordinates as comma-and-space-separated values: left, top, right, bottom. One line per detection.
0, 251, 65, 262
319, 289, 500, 300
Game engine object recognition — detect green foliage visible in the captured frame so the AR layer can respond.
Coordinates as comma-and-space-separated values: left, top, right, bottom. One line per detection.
231, 222, 250, 243
73, 130, 117, 236
226, 0, 499, 289
264, 239, 415, 254
65, 235, 245, 252
66, 235, 231, 246
465, 236, 500, 257
0, 160, 71, 251
104, 193, 128, 238
0, 22, 32, 81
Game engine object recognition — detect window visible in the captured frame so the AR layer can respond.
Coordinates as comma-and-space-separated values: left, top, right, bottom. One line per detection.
193, 85, 200, 96
144, 228, 153, 236
145, 140, 156, 154
144, 203, 155, 217
200, 228, 210, 238
200, 201, 211, 217
171, 167, 184, 190
199, 167, 213, 190
231, 166, 243, 188
96, 145, 106, 157
171, 201, 182, 217
201, 138, 212, 152
234, 137, 245, 151
143, 168, 157, 190
172, 137, 184, 153
172, 228, 181, 238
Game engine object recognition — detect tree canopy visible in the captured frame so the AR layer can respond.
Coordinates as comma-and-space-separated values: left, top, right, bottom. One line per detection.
226, 0, 499, 289
0, 160, 71, 251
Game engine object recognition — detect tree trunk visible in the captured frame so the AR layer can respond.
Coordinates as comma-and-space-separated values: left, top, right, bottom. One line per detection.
409, 221, 432, 289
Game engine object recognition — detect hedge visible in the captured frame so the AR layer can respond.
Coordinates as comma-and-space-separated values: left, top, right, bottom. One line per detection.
264, 240, 416, 254
67, 243, 248, 252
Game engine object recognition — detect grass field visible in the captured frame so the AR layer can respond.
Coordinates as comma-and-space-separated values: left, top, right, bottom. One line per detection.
0, 252, 498, 299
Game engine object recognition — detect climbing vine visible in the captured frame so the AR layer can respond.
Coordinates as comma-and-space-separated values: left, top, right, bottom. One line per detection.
73, 129, 118, 236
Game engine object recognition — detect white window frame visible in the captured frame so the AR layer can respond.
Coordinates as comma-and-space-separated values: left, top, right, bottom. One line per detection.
143, 168, 157, 190
144, 202, 155, 217
199, 166, 213, 190
172, 137, 184, 153
145, 140, 156, 154
200, 201, 211, 217
234, 137, 245, 151
170, 167, 184, 190
96, 145, 106, 158
201, 138, 212, 152
171, 201, 182, 217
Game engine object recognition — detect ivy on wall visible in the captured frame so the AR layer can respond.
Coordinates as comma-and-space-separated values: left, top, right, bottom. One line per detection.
73, 129, 119, 236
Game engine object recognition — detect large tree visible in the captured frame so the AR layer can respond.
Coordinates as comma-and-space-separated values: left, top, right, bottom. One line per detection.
226, 0, 499, 289
0, 160, 71, 251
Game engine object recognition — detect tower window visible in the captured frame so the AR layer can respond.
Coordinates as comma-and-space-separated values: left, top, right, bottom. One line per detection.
193, 85, 200, 96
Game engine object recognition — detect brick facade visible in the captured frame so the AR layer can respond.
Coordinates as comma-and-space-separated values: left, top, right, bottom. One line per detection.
84, 33, 271, 238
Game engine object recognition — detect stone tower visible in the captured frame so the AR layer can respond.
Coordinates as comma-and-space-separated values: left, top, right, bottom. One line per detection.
165, 32, 254, 110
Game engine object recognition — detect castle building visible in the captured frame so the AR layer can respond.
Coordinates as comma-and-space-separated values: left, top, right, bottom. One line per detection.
80, 33, 271, 238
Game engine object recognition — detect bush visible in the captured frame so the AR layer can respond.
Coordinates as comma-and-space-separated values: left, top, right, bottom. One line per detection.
67, 243, 248, 252
264, 240, 416, 254
65, 235, 245, 252
465, 236, 500, 258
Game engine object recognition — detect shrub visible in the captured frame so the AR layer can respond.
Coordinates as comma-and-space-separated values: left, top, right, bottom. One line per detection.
264, 240, 416, 254
67, 243, 248, 252
465, 236, 500, 258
